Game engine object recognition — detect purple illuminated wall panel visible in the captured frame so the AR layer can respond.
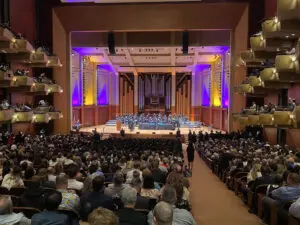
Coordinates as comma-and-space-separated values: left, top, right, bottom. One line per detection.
202, 67, 211, 106
71, 52, 82, 106
97, 65, 114, 105
222, 50, 230, 108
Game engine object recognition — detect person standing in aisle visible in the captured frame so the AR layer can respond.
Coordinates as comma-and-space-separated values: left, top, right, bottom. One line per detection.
187, 142, 195, 172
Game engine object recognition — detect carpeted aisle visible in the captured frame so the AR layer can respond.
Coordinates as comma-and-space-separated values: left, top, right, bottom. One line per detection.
183, 145, 263, 225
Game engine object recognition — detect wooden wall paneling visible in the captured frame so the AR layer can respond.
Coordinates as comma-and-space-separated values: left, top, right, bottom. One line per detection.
53, 11, 71, 133
229, 6, 249, 132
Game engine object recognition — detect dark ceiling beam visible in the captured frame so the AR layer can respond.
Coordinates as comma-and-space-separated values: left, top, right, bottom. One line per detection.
71, 30, 230, 47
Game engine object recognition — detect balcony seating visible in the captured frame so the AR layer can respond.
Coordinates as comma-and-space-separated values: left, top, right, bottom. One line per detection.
0, 70, 14, 87
13, 76, 34, 87
275, 55, 299, 72
248, 114, 260, 125
0, 38, 34, 53
0, 109, 14, 122
262, 19, 281, 36
240, 83, 254, 93
260, 68, 279, 81
237, 116, 249, 126
47, 111, 63, 120
259, 113, 274, 126
30, 83, 48, 93
250, 35, 266, 51
0, 27, 14, 41
248, 76, 263, 87
47, 56, 62, 67
34, 106, 63, 121
47, 84, 63, 94
0, 70, 14, 81
277, 0, 300, 20
12, 111, 33, 123
273, 110, 294, 126
32, 113, 50, 124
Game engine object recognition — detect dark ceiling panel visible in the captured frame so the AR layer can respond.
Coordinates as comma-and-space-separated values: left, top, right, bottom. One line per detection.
72, 31, 230, 47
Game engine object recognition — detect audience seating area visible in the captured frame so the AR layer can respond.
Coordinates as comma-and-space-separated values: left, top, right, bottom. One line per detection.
198, 131, 300, 225
0, 132, 194, 225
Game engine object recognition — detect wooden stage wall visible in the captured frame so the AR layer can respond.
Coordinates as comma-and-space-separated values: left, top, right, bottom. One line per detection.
73, 105, 117, 127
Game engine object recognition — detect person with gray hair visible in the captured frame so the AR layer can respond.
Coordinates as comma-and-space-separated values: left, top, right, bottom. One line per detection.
118, 187, 147, 225
148, 185, 196, 225
153, 201, 173, 225
0, 195, 31, 225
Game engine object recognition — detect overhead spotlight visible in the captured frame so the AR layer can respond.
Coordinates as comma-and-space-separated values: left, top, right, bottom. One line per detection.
274, 17, 279, 24
286, 35, 290, 38
292, 33, 296, 37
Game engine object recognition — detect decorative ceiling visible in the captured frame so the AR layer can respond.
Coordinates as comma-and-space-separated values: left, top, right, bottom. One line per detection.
73, 46, 229, 74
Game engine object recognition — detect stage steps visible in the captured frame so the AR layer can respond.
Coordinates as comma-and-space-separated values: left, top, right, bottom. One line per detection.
105, 120, 117, 126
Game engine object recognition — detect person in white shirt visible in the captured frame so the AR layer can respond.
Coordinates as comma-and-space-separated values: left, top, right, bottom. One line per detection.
66, 164, 83, 191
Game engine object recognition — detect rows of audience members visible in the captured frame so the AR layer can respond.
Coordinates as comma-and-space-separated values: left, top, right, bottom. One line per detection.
199, 130, 300, 224
0, 133, 195, 225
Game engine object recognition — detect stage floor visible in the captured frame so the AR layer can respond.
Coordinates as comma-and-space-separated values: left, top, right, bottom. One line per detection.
80, 124, 220, 135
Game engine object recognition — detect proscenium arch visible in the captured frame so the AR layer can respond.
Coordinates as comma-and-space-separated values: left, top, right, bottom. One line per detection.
52, 2, 249, 133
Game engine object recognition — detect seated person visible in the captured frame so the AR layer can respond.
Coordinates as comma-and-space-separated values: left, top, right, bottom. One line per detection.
141, 173, 160, 199
118, 187, 147, 225
105, 172, 129, 198
289, 196, 300, 219
80, 176, 114, 221
148, 185, 196, 225
130, 177, 149, 210
56, 174, 80, 213
88, 208, 118, 225
0, 195, 31, 225
19, 179, 45, 211
153, 201, 173, 225
0, 100, 10, 110
66, 164, 83, 191
31, 192, 69, 225
2, 166, 24, 190
271, 173, 300, 203
250, 166, 275, 192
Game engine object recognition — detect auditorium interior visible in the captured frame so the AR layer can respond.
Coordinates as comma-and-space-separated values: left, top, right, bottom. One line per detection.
2, 0, 300, 225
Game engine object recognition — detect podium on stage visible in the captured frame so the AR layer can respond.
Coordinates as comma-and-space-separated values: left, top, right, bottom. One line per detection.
116, 120, 121, 131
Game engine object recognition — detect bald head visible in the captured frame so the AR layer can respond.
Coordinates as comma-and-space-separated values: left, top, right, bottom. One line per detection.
153, 201, 173, 225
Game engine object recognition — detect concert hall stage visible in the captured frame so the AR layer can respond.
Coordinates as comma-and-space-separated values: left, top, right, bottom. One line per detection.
79, 122, 220, 139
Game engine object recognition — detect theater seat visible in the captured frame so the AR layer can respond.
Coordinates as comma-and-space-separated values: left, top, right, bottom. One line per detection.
289, 215, 300, 225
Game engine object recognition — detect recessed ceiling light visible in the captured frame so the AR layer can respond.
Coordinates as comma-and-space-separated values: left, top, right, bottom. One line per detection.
286, 35, 290, 38
291, 34, 296, 36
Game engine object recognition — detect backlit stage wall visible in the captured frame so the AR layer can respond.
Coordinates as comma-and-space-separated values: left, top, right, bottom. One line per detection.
191, 48, 230, 130
71, 51, 118, 127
